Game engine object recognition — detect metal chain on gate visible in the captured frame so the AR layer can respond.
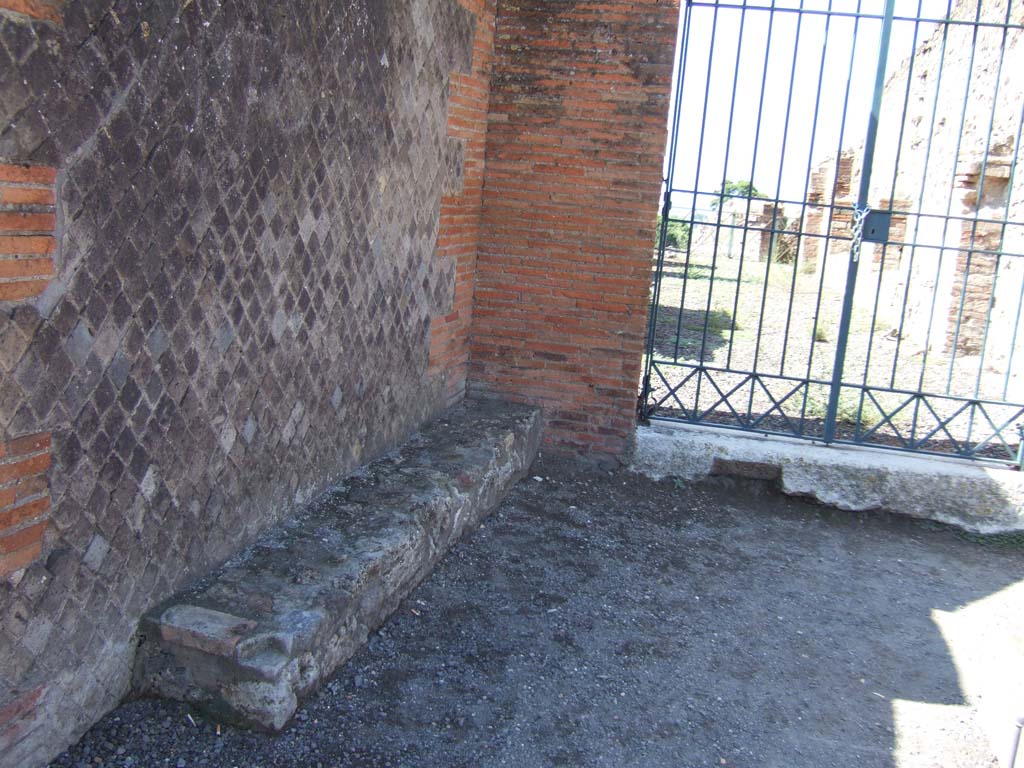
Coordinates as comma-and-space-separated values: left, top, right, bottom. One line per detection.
849, 205, 871, 263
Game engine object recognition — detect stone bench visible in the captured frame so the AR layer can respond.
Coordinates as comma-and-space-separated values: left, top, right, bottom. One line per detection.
132, 399, 541, 731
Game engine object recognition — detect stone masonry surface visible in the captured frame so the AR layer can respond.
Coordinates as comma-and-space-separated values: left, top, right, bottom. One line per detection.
133, 398, 541, 732
470, 0, 679, 456
0, 1, 481, 765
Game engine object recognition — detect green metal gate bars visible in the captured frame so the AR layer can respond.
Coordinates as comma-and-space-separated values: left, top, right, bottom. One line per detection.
640, 0, 1024, 464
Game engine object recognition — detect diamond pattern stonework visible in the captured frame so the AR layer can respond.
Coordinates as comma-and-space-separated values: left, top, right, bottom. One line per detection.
0, 1, 475, 761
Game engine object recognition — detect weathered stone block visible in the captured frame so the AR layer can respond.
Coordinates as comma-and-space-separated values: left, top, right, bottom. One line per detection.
133, 399, 541, 731
157, 605, 257, 658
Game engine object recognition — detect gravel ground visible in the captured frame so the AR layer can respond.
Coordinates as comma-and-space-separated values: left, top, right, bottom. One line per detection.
50, 453, 1024, 768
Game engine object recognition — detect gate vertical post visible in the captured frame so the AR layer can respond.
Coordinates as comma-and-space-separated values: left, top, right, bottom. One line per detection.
641, 0, 692, 421
823, 0, 896, 443
641, 183, 675, 419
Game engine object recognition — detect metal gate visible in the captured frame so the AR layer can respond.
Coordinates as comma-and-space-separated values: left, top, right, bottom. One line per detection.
640, 0, 1024, 464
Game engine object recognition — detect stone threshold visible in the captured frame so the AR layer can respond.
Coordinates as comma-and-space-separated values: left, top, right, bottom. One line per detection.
633, 422, 1024, 533
132, 399, 542, 731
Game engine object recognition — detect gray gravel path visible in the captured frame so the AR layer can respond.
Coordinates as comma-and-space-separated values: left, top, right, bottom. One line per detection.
50, 453, 1024, 768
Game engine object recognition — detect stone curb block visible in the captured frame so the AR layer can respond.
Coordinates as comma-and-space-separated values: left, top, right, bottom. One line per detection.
632, 423, 1024, 533
132, 399, 542, 730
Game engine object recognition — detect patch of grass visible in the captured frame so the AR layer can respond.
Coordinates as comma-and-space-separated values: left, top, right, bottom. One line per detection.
707, 311, 738, 334
803, 391, 882, 427
849, 310, 898, 336
677, 309, 737, 335
684, 263, 714, 279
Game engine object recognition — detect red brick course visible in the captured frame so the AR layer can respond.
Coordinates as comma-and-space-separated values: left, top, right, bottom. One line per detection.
0, 164, 57, 302
428, 0, 498, 406
0, 684, 46, 754
0, 431, 50, 577
0, 0, 61, 23
0, 159, 54, 573
469, 0, 679, 456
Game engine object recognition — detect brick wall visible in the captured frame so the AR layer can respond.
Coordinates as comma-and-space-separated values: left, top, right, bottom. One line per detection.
0, 164, 56, 302
0, 0, 61, 23
469, 0, 678, 456
0, 2, 480, 765
428, 0, 497, 405
0, 432, 50, 576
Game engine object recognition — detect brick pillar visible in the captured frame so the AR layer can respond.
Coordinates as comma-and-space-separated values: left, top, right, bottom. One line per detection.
874, 197, 910, 268
833, 150, 855, 200
801, 150, 859, 275
428, 0, 498, 406
827, 150, 857, 241
946, 152, 1013, 354
802, 165, 827, 273
754, 202, 783, 262
469, 0, 679, 457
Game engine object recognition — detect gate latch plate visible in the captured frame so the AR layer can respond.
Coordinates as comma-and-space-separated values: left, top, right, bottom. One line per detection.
861, 210, 891, 243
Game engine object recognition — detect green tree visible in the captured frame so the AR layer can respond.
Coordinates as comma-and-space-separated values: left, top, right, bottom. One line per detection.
711, 180, 766, 209
655, 214, 691, 250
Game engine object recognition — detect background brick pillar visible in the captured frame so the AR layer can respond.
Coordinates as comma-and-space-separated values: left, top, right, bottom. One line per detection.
469, 0, 679, 457
946, 151, 1013, 354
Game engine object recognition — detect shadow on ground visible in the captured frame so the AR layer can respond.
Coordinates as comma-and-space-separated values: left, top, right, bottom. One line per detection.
50, 455, 1023, 768
650, 303, 732, 361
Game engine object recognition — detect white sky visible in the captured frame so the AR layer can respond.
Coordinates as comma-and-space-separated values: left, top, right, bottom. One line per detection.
666, 0, 951, 213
